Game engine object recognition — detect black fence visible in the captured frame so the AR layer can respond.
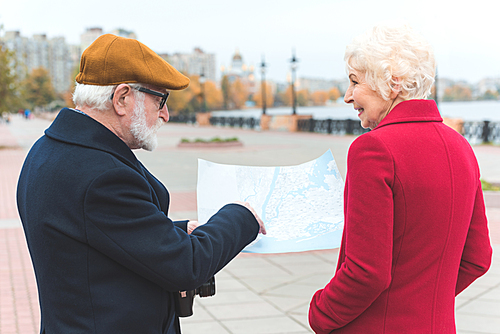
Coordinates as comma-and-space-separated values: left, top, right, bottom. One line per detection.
463, 121, 500, 144
209, 117, 260, 129
207, 116, 369, 135
170, 115, 500, 144
169, 114, 196, 123
296, 118, 370, 135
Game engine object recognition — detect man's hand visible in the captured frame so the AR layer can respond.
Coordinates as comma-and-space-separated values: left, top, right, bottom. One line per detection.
234, 201, 266, 235
187, 202, 266, 235
187, 220, 201, 234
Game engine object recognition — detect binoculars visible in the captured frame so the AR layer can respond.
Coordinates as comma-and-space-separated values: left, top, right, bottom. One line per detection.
175, 277, 216, 317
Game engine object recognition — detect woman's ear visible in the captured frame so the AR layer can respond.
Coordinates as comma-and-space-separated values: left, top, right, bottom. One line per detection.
390, 77, 402, 99
111, 84, 133, 116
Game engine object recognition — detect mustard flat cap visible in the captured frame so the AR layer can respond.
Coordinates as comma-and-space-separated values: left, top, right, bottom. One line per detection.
76, 34, 190, 90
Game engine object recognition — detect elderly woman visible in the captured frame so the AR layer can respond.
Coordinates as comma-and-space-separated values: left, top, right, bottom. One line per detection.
309, 23, 492, 333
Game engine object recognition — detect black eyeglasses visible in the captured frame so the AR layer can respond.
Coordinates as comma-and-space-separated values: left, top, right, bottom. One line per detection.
136, 87, 169, 110
110, 86, 170, 110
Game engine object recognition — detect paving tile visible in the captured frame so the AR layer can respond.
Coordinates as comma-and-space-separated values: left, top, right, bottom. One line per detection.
310, 249, 339, 263
275, 262, 335, 276
456, 314, 500, 333
264, 253, 330, 266
456, 297, 472, 308
214, 269, 234, 280
204, 301, 283, 320
288, 313, 313, 332
235, 276, 296, 294
197, 289, 265, 306
485, 259, 500, 275
215, 278, 249, 292
263, 281, 320, 299
224, 256, 277, 269
457, 285, 491, 301
288, 302, 310, 316
479, 286, 500, 300
457, 299, 500, 317
262, 295, 309, 313
222, 315, 308, 334
294, 272, 334, 287
225, 263, 293, 279
472, 272, 500, 288
180, 320, 231, 334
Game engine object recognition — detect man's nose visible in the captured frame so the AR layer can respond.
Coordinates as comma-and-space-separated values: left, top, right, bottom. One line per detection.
160, 105, 169, 123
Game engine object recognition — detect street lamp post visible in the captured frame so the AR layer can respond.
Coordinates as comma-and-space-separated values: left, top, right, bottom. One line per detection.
199, 69, 206, 112
260, 56, 267, 115
290, 50, 298, 115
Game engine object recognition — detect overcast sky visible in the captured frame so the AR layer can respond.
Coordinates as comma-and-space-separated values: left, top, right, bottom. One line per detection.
1, 0, 498, 83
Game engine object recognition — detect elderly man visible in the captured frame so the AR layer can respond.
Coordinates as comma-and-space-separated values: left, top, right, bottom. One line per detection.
17, 34, 264, 334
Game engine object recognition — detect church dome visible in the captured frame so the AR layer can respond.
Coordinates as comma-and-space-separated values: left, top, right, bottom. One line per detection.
232, 49, 242, 61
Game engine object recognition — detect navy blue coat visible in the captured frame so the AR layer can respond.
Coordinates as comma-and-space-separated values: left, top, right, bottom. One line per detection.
17, 108, 259, 334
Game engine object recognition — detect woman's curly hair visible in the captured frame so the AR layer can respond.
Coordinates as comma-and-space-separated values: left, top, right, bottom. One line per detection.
345, 22, 436, 101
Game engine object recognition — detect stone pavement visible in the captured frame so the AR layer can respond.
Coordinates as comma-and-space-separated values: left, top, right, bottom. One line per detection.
0, 113, 499, 334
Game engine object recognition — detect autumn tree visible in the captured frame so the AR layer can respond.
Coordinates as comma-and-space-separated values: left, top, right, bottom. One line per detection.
479, 89, 499, 100
311, 91, 329, 106
280, 86, 310, 106
204, 80, 223, 110
167, 86, 193, 114
0, 45, 21, 112
252, 83, 274, 108
61, 64, 80, 108
328, 87, 341, 102
296, 89, 310, 106
442, 84, 472, 101
167, 74, 199, 114
279, 86, 293, 106
167, 74, 223, 114
220, 75, 230, 110
22, 67, 57, 110
229, 78, 249, 109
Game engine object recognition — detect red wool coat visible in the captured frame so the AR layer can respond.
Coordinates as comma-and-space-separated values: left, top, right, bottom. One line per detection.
309, 100, 492, 333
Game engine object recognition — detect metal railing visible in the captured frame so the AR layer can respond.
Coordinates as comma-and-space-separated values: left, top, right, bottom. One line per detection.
296, 118, 369, 135
170, 115, 500, 144
169, 115, 196, 124
463, 121, 500, 144
207, 116, 370, 135
209, 117, 260, 129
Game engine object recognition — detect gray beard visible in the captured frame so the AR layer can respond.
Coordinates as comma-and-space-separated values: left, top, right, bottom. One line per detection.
129, 98, 164, 151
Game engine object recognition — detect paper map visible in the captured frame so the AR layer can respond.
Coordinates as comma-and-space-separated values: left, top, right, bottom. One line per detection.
197, 150, 344, 253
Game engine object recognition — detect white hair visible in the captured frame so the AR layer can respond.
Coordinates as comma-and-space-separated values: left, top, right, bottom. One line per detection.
72, 83, 144, 111
345, 22, 436, 101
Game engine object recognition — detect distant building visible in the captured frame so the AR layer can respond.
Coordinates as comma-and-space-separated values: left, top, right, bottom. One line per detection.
80, 27, 136, 55
1, 31, 76, 93
48, 37, 76, 93
221, 49, 256, 93
80, 27, 104, 54
298, 77, 339, 93
477, 77, 500, 96
110, 28, 137, 40
163, 48, 216, 82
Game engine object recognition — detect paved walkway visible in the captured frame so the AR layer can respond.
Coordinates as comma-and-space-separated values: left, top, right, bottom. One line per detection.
1, 114, 499, 334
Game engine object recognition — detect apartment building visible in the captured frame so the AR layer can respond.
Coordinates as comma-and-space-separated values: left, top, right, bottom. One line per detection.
1, 31, 77, 93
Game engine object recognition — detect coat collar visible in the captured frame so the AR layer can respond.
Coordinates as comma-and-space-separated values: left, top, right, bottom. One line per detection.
374, 99, 442, 130
45, 108, 143, 171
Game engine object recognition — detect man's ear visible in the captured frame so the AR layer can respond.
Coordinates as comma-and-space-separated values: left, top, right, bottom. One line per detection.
111, 84, 134, 116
